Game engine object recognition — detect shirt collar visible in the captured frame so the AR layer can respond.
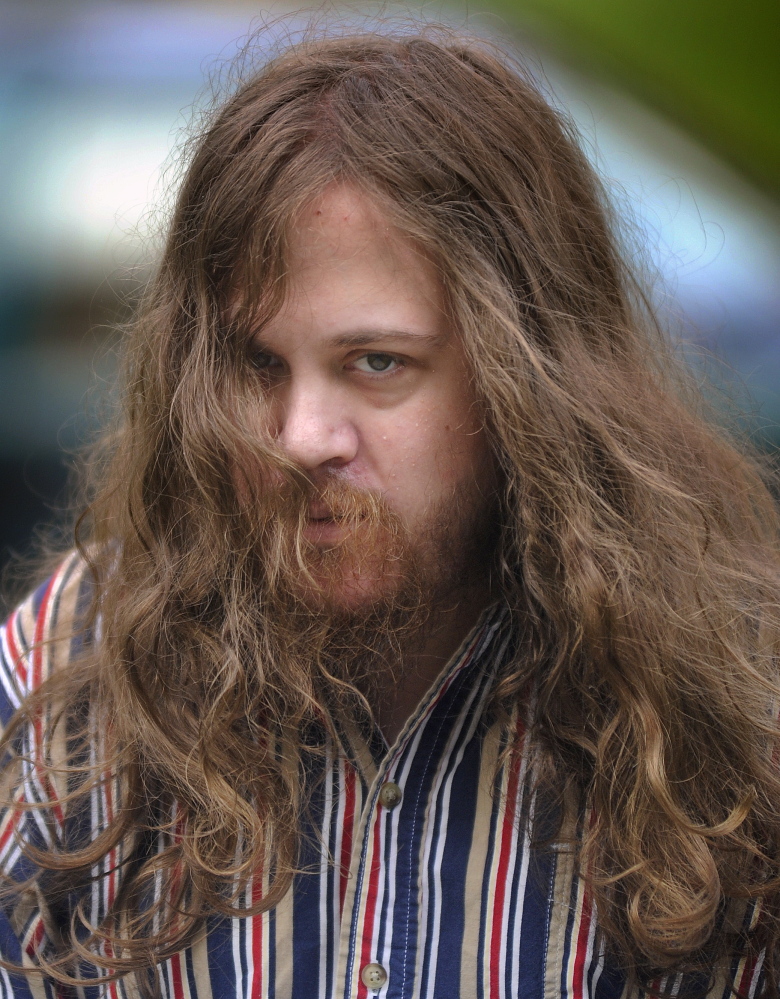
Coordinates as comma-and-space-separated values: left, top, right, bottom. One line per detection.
336, 601, 513, 782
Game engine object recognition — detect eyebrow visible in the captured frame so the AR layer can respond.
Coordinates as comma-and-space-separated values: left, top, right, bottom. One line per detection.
329, 329, 450, 349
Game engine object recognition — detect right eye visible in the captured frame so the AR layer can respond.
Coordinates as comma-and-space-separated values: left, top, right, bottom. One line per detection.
249, 349, 284, 375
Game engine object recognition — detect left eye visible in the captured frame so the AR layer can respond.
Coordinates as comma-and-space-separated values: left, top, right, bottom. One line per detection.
353, 353, 400, 373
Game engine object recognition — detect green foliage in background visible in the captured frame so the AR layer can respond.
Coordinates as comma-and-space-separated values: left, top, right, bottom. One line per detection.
475, 0, 779, 196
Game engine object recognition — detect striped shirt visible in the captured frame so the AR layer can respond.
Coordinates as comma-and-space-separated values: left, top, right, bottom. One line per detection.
0, 554, 767, 998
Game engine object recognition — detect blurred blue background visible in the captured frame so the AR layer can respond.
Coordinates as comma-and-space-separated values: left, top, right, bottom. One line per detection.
1, 0, 778, 600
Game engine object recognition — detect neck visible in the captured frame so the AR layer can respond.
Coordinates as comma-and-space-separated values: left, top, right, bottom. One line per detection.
372, 578, 495, 745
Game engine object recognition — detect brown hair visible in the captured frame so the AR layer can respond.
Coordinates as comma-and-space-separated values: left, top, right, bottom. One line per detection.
3, 24, 780, 994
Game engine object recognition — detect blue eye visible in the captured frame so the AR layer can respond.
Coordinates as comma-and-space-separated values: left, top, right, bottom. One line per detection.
354, 353, 399, 373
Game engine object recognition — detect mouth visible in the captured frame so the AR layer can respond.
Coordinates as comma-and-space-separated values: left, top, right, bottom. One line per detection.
303, 503, 347, 544
307, 501, 335, 522
302, 500, 371, 544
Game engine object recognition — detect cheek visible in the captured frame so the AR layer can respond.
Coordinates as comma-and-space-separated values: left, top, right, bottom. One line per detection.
438, 428, 495, 500
374, 418, 492, 518
360, 363, 491, 513
430, 393, 492, 483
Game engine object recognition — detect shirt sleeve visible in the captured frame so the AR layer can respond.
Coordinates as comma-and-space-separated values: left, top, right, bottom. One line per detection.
0, 557, 88, 999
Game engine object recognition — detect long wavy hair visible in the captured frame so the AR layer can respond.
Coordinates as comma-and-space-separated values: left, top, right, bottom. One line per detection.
4, 25, 780, 995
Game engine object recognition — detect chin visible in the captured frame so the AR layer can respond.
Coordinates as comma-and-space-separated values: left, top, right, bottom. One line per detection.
305, 578, 395, 615
301, 555, 408, 616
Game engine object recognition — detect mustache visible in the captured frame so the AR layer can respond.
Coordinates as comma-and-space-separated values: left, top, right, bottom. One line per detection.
258, 474, 390, 533
247, 471, 404, 583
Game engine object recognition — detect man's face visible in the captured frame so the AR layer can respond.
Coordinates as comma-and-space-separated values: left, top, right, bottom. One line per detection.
249, 183, 498, 610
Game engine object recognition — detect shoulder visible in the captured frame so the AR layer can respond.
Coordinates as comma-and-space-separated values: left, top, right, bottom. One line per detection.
0, 555, 93, 982
0, 553, 93, 723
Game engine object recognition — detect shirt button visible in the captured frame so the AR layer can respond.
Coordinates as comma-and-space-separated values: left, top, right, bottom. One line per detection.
378, 781, 402, 809
361, 962, 388, 989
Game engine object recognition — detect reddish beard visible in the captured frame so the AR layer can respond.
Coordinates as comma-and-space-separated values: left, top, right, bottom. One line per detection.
255, 476, 419, 615
239, 470, 499, 717
251, 472, 498, 621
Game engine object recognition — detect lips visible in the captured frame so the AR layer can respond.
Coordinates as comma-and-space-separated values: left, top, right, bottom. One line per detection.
301, 499, 369, 545
307, 501, 335, 522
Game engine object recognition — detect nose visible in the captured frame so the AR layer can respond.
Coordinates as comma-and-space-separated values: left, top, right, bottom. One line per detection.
276, 380, 359, 471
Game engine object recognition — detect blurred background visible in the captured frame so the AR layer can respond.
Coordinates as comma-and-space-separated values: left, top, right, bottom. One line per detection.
1, 0, 778, 606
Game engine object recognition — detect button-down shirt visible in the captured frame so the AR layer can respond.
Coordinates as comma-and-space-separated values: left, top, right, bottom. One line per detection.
0, 555, 766, 997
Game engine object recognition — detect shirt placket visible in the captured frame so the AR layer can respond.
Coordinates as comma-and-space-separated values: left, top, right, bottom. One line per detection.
333, 606, 507, 999
335, 749, 407, 999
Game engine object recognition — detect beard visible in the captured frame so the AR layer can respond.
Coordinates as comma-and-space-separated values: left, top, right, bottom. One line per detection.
254, 471, 497, 613
242, 469, 500, 714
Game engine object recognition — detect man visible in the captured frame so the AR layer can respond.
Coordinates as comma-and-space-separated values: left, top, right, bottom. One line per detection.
1, 28, 779, 999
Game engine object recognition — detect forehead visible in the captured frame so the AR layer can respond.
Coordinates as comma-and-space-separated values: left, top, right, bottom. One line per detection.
256, 183, 449, 346
291, 184, 395, 257
286, 183, 432, 283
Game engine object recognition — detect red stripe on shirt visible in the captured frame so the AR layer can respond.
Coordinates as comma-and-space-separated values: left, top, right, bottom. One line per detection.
340, 762, 356, 917
31, 571, 61, 691
571, 889, 593, 999
23, 915, 45, 961
737, 952, 760, 999
572, 808, 599, 999
29, 575, 66, 829
3, 611, 27, 689
489, 717, 525, 999
0, 803, 23, 855
356, 807, 384, 999
251, 871, 264, 999
171, 951, 186, 999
